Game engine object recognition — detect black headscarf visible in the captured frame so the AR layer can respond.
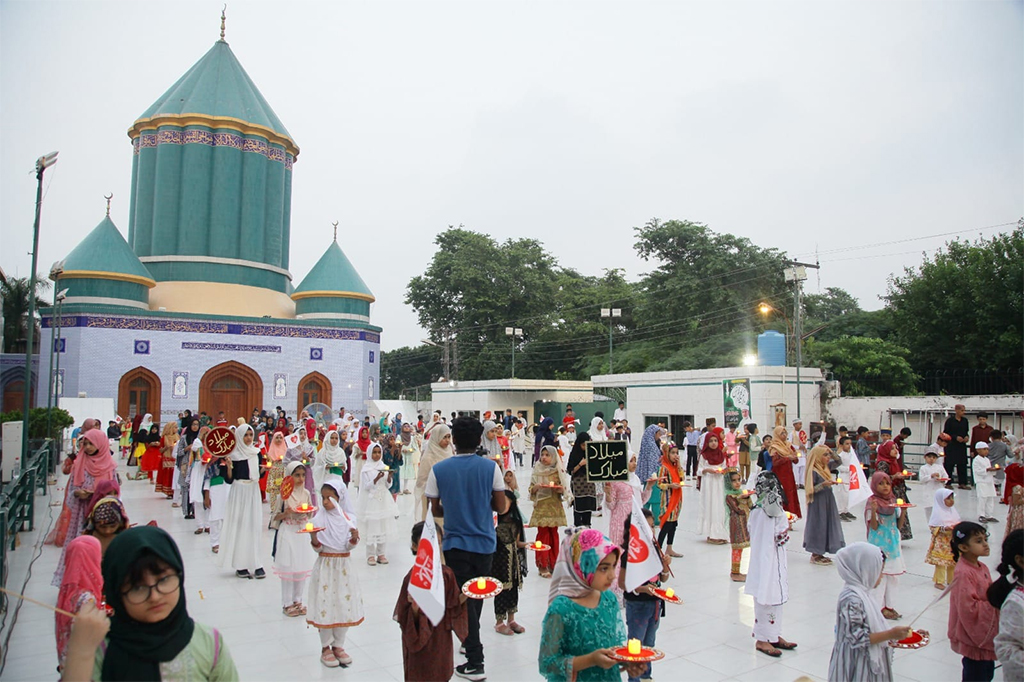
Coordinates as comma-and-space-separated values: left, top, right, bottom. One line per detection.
101, 526, 195, 681
566, 432, 592, 478
179, 410, 192, 430
183, 418, 201, 446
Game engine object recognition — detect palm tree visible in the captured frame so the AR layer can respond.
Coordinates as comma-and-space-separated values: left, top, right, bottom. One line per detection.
1, 275, 51, 353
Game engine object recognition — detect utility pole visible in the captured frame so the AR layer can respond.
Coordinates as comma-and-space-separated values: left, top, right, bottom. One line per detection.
784, 260, 820, 419
600, 308, 622, 374
505, 327, 523, 378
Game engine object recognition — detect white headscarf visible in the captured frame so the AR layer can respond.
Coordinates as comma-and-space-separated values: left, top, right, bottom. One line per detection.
416, 423, 451, 491
313, 477, 356, 551
230, 424, 260, 462
588, 417, 607, 442
835, 543, 889, 675
284, 460, 312, 508
316, 430, 346, 489
929, 488, 961, 527
139, 413, 153, 432
481, 420, 503, 459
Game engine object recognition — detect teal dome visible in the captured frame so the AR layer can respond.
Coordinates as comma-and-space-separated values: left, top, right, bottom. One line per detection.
58, 215, 154, 308
135, 40, 294, 142
292, 241, 374, 321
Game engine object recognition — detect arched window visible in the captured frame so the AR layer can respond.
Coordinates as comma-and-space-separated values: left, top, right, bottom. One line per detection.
297, 371, 332, 412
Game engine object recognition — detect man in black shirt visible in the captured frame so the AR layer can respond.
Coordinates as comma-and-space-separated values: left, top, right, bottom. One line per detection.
943, 404, 971, 489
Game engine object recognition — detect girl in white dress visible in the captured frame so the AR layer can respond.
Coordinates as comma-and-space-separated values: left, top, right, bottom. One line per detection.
273, 461, 317, 617
315, 429, 348, 491
308, 478, 364, 668
697, 432, 730, 543
217, 424, 265, 579
358, 442, 398, 565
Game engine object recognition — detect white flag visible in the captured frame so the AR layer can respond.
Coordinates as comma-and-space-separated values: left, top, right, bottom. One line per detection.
284, 432, 301, 449
847, 450, 872, 508
407, 513, 446, 626
624, 495, 664, 593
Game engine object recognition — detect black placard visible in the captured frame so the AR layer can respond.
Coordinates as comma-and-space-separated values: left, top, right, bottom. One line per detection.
585, 440, 629, 482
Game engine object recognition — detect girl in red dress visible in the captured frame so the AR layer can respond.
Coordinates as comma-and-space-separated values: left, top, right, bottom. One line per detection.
768, 425, 802, 519
139, 423, 162, 484
155, 422, 179, 497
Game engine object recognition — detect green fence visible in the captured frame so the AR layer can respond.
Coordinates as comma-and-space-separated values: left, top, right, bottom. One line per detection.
0, 440, 53, 595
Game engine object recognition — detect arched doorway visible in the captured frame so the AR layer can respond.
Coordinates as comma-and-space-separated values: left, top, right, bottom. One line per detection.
199, 361, 263, 424
1, 366, 36, 414
117, 367, 161, 422
298, 371, 332, 413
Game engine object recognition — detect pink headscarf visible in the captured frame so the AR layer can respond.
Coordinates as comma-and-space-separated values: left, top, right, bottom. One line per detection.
85, 479, 122, 518
71, 429, 117, 487
55, 535, 103, 663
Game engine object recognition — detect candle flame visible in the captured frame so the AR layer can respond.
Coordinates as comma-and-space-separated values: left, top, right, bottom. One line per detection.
476, 579, 486, 590
665, 588, 675, 598
627, 638, 641, 655
305, 522, 314, 531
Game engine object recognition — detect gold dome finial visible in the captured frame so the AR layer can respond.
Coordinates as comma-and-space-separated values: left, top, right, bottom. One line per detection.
104, 193, 113, 217
332, 221, 339, 242
220, 5, 227, 41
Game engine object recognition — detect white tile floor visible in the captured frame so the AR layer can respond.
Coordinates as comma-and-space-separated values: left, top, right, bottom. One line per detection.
1, 465, 1011, 681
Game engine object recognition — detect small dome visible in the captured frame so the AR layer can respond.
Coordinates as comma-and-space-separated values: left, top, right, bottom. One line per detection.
60, 216, 155, 288
292, 241, 374, 302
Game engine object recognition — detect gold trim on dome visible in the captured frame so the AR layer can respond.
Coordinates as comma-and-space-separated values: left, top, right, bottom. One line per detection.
128, 113, 300, 157
290, 290, 376, 303
59, 269, 156, 288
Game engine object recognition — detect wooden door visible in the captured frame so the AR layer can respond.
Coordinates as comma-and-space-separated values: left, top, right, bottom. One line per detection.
210, 376, 246, 423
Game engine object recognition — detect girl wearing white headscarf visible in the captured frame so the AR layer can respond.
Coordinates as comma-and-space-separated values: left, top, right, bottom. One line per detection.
217, 424, 266, 579
273, 460, 317, 617
316, 429, 348, 491
358, 443, 398, 565
308, 478, 363, 668
828, 543, 912, 681
481, 419, 504, 464
745, 471, 797, 657
587, 417, 608, 514
415, 423, 451, 524
925, 488, 961, 589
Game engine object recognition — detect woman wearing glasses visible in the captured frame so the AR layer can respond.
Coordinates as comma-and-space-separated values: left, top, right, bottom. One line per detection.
59, 526, 239, 681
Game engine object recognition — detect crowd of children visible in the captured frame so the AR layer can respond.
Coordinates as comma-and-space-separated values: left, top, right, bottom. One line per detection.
42, 409, 1024, 681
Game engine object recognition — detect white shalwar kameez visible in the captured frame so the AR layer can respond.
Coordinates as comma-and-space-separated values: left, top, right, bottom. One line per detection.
745, 507, 790, 643
697, 456, 729, 540
217, 425, 264, 575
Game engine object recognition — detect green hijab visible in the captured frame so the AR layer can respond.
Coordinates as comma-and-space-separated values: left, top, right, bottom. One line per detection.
101, 526, 195, 681
724, 468, 744, 508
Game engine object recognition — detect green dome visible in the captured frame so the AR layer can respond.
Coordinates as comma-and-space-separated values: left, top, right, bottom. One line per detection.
60, 216, 155, 287
292, 241, 374, 302
135, 40, 293, 141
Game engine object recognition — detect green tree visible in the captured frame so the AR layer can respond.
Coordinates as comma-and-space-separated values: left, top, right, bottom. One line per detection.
802, 287, 861, 323
1, 275, 51, 353
884, 230, 1024, 371
380, 345, 440, 399
804, 336, 919, 396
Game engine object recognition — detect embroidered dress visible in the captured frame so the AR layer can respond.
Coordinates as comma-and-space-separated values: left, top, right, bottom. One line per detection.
726, 495, 752, 549
266, 459, 286, 514
866, 508, 906, 575
91, 623, 237, 681
307, 548, 365, 629
925, 526, 955, 568
539, 591, 627, 682
697, 458, 728, 540
492, 519, 524, 622
52, 471, 96, 586
1006, 484, 1024, 538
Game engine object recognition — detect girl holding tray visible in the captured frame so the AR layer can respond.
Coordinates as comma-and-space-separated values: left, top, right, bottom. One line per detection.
529, 445, 566, 578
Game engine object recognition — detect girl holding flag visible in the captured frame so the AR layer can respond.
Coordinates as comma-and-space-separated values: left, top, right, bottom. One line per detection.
619, 504, 671, 682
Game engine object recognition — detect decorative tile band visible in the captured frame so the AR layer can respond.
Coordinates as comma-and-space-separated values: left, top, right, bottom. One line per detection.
40, 314, 379, 344
181, 342, 281, 353
133, 130, 294, 169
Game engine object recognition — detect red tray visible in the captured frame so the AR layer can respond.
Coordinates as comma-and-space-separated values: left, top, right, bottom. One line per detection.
527, 543, 551, 552
461, 577, 503, 599
889, 629, 930, 650
652, 588, 682, 604
292, 504, 317, 515
297, 526, 325, 534
894, 503, 916, 509
608, 646, 665, 663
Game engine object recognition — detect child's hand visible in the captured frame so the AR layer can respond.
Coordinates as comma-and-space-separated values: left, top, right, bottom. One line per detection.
623, 662, 647, 678
69, 601, 110, 649
889, 626, 912, 640
349, 529, 360, 545
589, 649, 619, 670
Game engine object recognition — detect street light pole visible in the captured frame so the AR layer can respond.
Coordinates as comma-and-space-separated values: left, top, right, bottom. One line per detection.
21, 151, 58, 465
505, 327, 523, 378
600, 308, 622, 374
783, 260, 819, 420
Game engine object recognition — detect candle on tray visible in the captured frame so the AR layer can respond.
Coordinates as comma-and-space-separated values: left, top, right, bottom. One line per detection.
535, 540, 543, 548
305, 522, 314, 531
665, 588, 675, 598
835, 476, 842, 483
902, 469, 909, 476
476, 578, 487, 591
896, 498, 904, 505
627, 639, 641, 655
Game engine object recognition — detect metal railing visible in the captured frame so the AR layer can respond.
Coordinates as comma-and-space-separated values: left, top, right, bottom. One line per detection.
0, 441, 52, 593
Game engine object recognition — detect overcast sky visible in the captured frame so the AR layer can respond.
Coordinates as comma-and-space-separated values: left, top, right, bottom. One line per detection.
2, 1, 1021, 351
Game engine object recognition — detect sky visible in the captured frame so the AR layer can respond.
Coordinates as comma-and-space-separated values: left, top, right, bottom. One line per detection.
1, 0, 1021, 352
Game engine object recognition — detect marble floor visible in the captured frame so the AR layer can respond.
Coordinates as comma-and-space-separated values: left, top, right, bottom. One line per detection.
0, 462, 1011, 682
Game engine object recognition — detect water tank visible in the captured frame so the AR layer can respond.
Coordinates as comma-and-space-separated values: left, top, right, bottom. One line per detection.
757, 331, 786, 367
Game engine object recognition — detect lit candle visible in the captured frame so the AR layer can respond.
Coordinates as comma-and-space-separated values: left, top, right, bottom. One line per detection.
476, 578, 487, 591
994, 464, 1000, 469
665, 588, 675, 598
535, 540, 543, 548
305, 522, 314, 531
896, 498, 904, 505
902, 469, 909, 476
835, 476, 842, 483
627, 638, 641, 655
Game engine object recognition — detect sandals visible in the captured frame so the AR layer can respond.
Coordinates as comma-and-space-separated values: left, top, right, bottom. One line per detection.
367, 556, 377, 566
377, 555, 389, 565
756, 643, 782, 657
284, 604, 303, 618
495, 623, 515, 636
730, 573, 747, 582
194, 528, 205, 535
509, 621, 525, 634
882, 607, 902, 620
811, 555, 833, 566
773, 638, 798, 650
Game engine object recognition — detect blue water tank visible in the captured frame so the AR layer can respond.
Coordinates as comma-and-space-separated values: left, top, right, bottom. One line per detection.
758, 330, 787, 367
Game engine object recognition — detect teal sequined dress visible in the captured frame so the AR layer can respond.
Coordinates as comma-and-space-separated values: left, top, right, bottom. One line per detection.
539, 591, 627, 681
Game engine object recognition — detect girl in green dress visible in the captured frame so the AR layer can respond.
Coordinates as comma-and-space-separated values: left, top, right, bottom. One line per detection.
538, 528, 645, 681
61, 526, 238, 681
